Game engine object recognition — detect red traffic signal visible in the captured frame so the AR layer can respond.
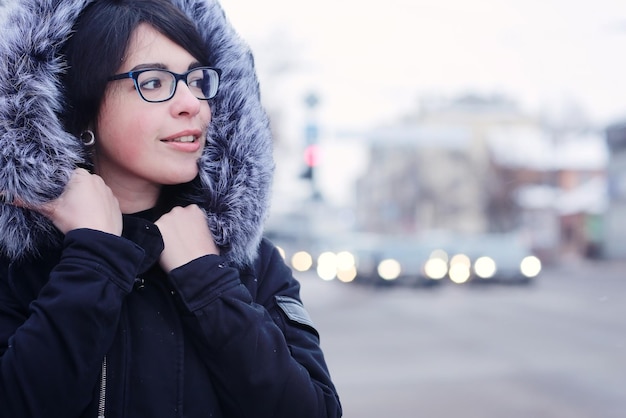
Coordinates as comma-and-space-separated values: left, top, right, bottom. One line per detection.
304, 144, 321, 167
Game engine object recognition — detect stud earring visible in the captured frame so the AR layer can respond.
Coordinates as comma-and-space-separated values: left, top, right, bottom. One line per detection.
80, 130, 96, 147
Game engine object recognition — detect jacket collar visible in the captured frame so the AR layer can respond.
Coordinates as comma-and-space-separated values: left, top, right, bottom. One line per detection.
122, 214, 165, 275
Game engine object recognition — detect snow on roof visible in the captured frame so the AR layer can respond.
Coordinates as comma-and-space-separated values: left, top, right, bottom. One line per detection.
487, 127, 553, 170
516, 177, 608, 215
366, 125, 472, 149
558, 177, 608, 215
488, 128, 608, 171
554, 133, 609, 171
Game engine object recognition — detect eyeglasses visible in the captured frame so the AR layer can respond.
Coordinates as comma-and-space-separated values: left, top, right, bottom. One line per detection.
108, 66, 221, 103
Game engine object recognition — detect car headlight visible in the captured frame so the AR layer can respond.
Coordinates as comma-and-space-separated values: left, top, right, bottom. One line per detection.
336, 251, 356, 270
474, 256, 496, 279
337, 266, 357, 283
291, 251, 313, 272
378, 259, 401, 280
520, 255, 542, 278
449, 254, 471, 284
424, 257, 448, 279
317, 252, 338, 281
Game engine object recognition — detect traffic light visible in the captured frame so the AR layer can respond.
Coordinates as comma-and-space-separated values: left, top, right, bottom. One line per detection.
300, 144, 320, 180
304, 144, 320, 167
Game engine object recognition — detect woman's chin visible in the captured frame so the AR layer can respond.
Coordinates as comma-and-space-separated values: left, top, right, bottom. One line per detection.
167, 168, 200, 185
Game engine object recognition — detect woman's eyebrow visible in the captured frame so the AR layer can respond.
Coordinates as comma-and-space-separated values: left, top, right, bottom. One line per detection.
127, 62, 203, 72
129, 63, 167, 71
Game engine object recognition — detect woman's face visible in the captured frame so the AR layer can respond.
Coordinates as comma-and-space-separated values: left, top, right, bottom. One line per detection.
94, 23, 211, 210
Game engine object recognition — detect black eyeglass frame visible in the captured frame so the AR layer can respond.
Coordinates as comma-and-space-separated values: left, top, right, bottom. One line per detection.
108, 66, 222, 103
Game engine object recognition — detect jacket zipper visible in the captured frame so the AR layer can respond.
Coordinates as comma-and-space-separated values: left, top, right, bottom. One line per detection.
98, 356, 107, 418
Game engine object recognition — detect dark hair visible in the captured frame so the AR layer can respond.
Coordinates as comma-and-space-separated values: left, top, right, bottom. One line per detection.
61, 0, 211, 136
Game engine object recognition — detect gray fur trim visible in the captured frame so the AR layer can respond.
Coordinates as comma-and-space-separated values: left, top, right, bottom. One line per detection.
0, 0, 274, 266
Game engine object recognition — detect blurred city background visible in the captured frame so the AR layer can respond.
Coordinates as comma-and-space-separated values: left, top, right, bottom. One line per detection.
221, 0, 626, 416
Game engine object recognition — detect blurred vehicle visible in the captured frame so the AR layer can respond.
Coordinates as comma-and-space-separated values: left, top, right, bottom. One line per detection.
448, 233, 542, 285
268, 229, 370, 284
298, 232, 382, 284
346, 233, 453, 288
267, 225, 541, 287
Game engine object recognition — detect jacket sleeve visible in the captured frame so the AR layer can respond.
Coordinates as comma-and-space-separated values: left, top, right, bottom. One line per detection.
0, 229, 145, 418
168, 239, 342, 418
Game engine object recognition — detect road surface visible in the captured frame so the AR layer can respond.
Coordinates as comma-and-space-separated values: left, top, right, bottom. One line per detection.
298, 259, 626, 418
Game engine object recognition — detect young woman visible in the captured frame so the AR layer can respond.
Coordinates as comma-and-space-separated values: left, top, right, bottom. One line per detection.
0, 0, 342, 417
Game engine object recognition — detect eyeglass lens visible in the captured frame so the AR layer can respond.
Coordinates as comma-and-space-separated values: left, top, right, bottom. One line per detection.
137, 68, 218, 102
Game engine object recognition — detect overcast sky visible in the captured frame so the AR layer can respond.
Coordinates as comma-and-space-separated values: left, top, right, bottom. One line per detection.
220, 0, 626, 129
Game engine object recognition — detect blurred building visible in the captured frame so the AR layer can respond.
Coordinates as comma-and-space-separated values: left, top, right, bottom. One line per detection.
493, 129, 607, 261
355, 95, 533, 235
355, 125, 482, 235
353, 95, 608, 262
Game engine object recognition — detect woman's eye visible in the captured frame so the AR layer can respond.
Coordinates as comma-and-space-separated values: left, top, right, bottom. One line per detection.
188, 76, 203, 89
140, 77, 164, 90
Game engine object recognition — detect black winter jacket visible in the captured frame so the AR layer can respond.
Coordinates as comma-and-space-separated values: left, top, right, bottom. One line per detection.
0, 212, 341, 417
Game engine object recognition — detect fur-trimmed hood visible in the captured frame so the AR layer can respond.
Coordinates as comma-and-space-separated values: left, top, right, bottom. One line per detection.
0, 0, 274, 267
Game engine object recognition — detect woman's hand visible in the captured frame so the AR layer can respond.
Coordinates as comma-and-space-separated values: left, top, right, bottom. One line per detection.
155, 204, 219, 272
34, 168, 123, 236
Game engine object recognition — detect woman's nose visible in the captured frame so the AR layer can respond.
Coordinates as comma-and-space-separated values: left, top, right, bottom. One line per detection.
170, 80, 201, 116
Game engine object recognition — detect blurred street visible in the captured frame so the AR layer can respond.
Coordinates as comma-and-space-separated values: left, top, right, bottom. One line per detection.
298, 259, 626, 418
